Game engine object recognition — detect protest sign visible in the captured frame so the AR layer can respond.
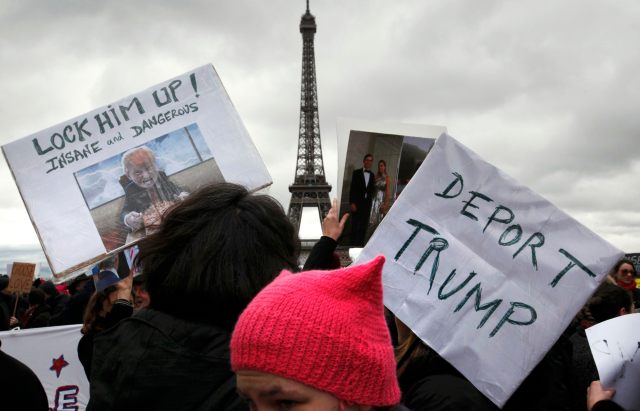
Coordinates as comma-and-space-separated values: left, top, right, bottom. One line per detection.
6, 262, 37, 294
0, 325, 89, 410
3, 65, 271, 278
336, 119, 446, 246
587, 313, 640, 411
357, 133, 624, 407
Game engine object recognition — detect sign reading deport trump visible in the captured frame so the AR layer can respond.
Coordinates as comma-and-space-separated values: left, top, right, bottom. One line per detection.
2, 65, 271, 279
357, 134, 623, 407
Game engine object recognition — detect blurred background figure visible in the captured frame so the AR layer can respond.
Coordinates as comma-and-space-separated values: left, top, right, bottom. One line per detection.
607, 259, 639, 309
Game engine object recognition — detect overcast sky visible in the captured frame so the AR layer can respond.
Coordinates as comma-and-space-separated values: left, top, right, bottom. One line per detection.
1, 0, 639, 265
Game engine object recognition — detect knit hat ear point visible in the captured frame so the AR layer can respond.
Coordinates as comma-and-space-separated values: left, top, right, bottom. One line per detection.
346, 255, 386, 295
276, 269, 295, 279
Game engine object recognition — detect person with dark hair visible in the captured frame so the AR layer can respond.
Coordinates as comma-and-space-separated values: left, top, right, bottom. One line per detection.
349, 153, 376, 246
569, 282, 633, 410
38, 280, 69, 319
89, 182, 300, 411
394, 320, 499, 411
50, 273, 96, 326
78, 271, 133, 380
132, 275, 150, 310
18, 288, 51, 329
607, 259, 639, 309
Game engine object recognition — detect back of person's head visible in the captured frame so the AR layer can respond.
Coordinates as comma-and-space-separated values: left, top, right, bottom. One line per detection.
38, 281, 58, 298
231, 256, 400, 408
28, 288, 46, 306
587, 282, 633, 323
138, 182, 300, 331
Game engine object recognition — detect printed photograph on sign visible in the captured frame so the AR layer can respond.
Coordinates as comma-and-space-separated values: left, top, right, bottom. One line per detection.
3, 65, 272, 277
74, 123, 223, 251
338, 131, 435, 247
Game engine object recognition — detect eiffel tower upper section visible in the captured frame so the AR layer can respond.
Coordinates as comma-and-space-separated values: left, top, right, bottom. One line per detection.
288, 0, 332, 232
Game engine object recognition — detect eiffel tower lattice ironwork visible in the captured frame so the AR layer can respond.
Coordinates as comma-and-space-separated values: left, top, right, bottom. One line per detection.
288, 0, 331, 233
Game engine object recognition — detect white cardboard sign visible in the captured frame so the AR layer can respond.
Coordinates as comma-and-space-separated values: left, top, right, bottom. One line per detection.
587, 313, 640, 411
3, 65, 271, 278
357, 133, 623, 407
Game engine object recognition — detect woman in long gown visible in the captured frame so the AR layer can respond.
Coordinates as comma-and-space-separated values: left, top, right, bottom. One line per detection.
370, 159, 391, 226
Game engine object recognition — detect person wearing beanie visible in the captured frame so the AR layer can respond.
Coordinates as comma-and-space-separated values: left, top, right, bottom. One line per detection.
231, 256, 405, 411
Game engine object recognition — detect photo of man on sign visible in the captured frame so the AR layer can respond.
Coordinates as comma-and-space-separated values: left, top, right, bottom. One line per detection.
119, 146, 189, 236
74, 123, 224, 252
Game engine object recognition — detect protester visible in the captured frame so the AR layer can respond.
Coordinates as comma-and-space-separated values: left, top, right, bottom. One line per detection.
231, 256, 405, 411
394, 319, 499, 411
38, 280, 69, 319
50, 274, 96, 326
78, 263, 133, 380
587, 381, 624, 411
607, 259, 639, 309
569, 282, 633, 410
88, 182, 299, 410
0, 276, 12, 330
68, 274, 90, 296
0, 341, 49, 411
132, 275, 150, 310
18, 288, 51, 329
303, 198, 348, 270
393, 307, 574, 410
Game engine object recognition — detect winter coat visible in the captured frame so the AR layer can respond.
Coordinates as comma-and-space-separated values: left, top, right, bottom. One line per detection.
88, 308, 246, 411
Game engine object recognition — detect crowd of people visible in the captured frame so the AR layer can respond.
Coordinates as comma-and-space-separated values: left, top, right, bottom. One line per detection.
0, 182, 637, 411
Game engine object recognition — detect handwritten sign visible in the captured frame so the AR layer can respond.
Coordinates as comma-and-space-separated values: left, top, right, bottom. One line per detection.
3, 65, 271, 278
587, 313, 640, 411
6, 262, 37, 294
357, 133, 623, 407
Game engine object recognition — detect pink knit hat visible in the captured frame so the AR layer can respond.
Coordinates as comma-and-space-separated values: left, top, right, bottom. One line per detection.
231, 255, 400, 406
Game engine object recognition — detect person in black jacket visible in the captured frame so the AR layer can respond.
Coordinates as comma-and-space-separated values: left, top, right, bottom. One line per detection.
38, 280, 69, 320
587, 381, 624, 411
569, 282, 634, 411
349, 153, 376, 246
77, 266, 133, 380
0, 343, 49, 411
395, 321, 499, 411
303, 198, 348, 271
88, 183, 300, 411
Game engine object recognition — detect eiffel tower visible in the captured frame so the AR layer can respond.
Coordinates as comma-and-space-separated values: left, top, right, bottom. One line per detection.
287, 0, 332, 233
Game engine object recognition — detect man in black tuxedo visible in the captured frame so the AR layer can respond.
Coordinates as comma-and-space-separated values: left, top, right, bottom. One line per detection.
349, 154, 375, 246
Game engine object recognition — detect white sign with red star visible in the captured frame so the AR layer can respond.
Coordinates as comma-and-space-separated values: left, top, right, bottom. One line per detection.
0, 325, 88, 410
